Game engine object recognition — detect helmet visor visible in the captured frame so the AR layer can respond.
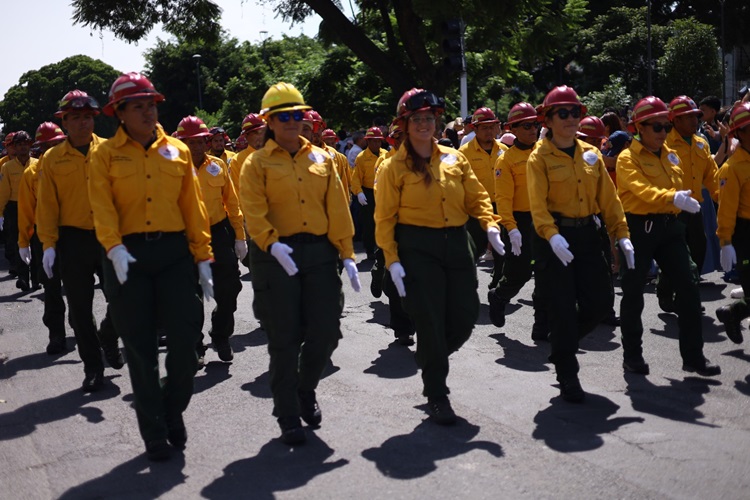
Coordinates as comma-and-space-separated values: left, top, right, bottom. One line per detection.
403, 91, 445, 113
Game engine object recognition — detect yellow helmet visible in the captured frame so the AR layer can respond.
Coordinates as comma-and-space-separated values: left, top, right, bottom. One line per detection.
259, 82, 311, 118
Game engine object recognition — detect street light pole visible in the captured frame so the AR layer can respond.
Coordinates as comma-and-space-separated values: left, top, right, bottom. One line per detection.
259, 30, 269, 67
646, 0, 652, 95
192, 54, 203, 110
720, 0, 726, 105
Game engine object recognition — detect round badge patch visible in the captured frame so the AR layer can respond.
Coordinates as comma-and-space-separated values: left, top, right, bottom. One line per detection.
308, 152, 326, 164
668, 152, 680, 165
158, 144, 179, 160
582, 150, 598, 166
697, 142, 704, 150
207, 162, 221, 176
440, 153, 457, 165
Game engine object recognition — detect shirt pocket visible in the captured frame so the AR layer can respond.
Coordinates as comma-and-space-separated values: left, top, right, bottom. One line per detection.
547, 166, 573, 206
158, 161, 186, 203
205, 176, 225, 202
306, 162, 330, 193
265, 164, 294, 204
110, 162, 139, 205
400, 171, 427, 209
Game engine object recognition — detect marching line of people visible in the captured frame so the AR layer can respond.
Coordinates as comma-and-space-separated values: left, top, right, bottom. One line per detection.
1, 75, 749, 462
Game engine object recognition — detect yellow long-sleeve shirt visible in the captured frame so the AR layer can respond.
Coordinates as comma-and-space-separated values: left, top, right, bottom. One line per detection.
195, 154, 245, 239
459, 137, 507, 201
88, 126, 213, 262
230, 146, 256, 192
0, 157, 35, 213
239, 137, 355, 260
351, 147, 385, 194
17, 159, 41, 248
616, 139, 683, 215
494, 143, 536, 231
374, 143, 500, 268
324, 144, 351, 197
36, 136, 103, 250
528, 138, 628, 241
665, 129, 719, 202
716, 146, 750, 246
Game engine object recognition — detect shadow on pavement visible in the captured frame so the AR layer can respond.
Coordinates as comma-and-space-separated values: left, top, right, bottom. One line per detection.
58, 452, 186, 499
362, 416, 502, 479
579, 324, 619, 352
734, 374, 750, 397
0, 376, 122, 441
623, 372, 720, 426
722, 348, 750, 364
490, 333, 550, 372
193, 362, 232, 395
231, 327, 268, 351
532, 393, 644, 452
241, 371, 273, 399
363, 340, 418, 379
202, 433, 347, 499
366, 300, 390, 327
0, 348, 80, 380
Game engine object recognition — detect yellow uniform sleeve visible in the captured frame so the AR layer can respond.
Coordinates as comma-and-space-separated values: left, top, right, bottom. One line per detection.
373, 157, 400, 268
616, 141, 682, 215
17, 163, 38, 248
716, 148, 750, 245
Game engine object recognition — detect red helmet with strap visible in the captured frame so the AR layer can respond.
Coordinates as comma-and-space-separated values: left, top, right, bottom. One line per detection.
55, 89, 101, 118
35, 122, 66, 144
241, 113, 266, 133
537, 86, 587, 119
103, 73, 164, 116
11, 131, 33, 144
396, 88, 445, 119
668, 95, 701, 121
175, 116, 211, 139
577, 116, 606, 139
321, 128, 338, 141
504, 102, 537, 130
235, 134, 248, 150
3, 132, 16, 146
365, 126, 385, 141
728, 102, 750, 136
471, 107, 499, 125
631, 96, 669, 124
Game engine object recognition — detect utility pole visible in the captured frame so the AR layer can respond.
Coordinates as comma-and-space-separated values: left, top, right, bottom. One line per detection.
192, 54, 203, 110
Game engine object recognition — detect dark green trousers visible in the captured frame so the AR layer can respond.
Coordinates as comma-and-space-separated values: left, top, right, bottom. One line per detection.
656, 211, 705, 300
532, 222, 613, 380
723, 218, 750, 321
103, 232, 202, 443
4, 202, 27, 280
396, 224, 478, 398
620, 214, 703, 363
494, 211, 534, 301
31, 232, 67, 340
250, 236, 343, 418
360, 187, 376, 256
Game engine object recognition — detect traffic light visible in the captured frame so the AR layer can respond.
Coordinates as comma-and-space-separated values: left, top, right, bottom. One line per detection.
442, 18, 465, 73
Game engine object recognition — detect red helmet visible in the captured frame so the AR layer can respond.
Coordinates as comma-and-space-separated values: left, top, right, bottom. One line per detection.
35, 122, 66, 144
241, 113, 266, 133
728, 102, 750, 136
396, 88, 445, 119
631, 96, 669, 125
3, 132, 16, 146
504, 102, 537, 130
11, 131, 33, 144
321, 128, 338, 141
577, 116, 606, 139
54, 89, 101, 118
103, 73, 164, 116
235, 134, 248, 150
389, 119, 404, 137
175, 116, 211, 139
668, 95, 701, 121
537, 86, 587, 119
471, 107, 499, 125
364, 126, 385, 141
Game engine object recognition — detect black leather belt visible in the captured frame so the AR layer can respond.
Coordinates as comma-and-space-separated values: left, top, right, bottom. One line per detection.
279, 233, 327, 244
553, 214, 594, 228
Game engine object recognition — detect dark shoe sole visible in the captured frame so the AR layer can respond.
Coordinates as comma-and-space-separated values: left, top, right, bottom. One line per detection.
146, 439, 171, 461
82, 373, 104, 392
167, 427, 187, 450
396, 335, 415, 346
623, 360, 650, 375
280, 427, 306, 445
682, 363, 721, 377
716, 307, 744, 344
487, 292, 507, 328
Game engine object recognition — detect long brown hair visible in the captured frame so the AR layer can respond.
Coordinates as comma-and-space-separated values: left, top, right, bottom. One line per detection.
404, 136, 432, 187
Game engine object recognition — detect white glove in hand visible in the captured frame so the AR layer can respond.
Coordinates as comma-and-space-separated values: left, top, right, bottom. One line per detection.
270, 242, 298, 276
487, 226, 506, 256
673, 190, 701, 214
357, 192, 368, 206
593, 214, 602, 229
508, 228, 522, 256
549, 234, 574, 266
0, 217, 3, 231
389, 262, 407, 297
19, 247, 31, 266
42, 248, 56, 278
720, 244, 737, 273
107, 245, 136, 284
342, 258, 361, 292
618, 237, 636, 270
198, 260, 214, 301
234, 240, 248, 261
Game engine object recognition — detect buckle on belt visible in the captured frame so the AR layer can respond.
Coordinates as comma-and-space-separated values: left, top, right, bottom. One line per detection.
145, 231, 163, 241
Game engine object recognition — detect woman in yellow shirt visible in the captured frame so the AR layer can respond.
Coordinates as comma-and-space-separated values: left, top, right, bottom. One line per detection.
374, 88, 505, 425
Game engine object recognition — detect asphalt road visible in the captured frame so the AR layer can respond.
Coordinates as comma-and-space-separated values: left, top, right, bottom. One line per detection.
1, 246, 748, 499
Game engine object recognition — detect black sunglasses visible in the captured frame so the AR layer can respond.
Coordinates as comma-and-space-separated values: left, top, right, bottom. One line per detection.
276, 110, 305, 122
513, 121, 541, 130
552, 107, 582, 120
643, 122, 673, 133
404, 91, 446, 112
67, 96, 100, 109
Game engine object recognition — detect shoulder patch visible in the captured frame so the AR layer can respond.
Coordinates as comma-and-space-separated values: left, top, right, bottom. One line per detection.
207, 162, 221, 176
582, 150, 598, 166
440, 153, 458, 165
667, 152, 680, 165
308, 151, 326, 164
158, 144, 180, 160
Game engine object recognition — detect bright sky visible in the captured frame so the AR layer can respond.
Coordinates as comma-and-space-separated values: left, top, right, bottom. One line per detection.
1, 1, 325, 98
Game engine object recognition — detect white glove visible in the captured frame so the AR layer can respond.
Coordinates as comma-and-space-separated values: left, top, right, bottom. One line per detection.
19, 247, 31, 266
42, 248, 56, 278
389, 262, 406, 297
234, 240, 248, 261
0, 217, 3, 231
198, 260, 214, 301
618, 237, 635, 270
549, 234, 574, 266
487, 226, 506, 256
720, 244, 737, 273
673, 190, 701, 214
107, 244, 137, 285
593, 214, 602, 229
270, 242, 298, 276
508, 228, 522, 256
357, 192, 368, 206
342, 258, 361, 292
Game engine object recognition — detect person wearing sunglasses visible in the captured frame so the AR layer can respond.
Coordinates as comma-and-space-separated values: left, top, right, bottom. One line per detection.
528, 86, 632, 403
715, 102, 750, 345
653, 96, 721, 314
374, 88, 505, 424
240, 82, 359, 445
489, 102, 549, 340
616, 96, 720, 378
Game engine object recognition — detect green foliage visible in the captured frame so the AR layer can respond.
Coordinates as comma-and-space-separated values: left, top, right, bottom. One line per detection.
0, 55, 120, 137
657, 18, 722, 101
580, 77, 633, 117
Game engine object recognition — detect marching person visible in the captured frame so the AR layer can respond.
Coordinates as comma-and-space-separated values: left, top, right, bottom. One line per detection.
527, 86, 632, 403
208, 126, 236, 167
715, 103, 750, 344
375, 88, 505, 424
351, 126, 386, 259
1, 133, 17, 276
17, 122, 67, 354
229, 113, 266, 191
88, 73, 214, 461
175, 115, 246, 363
240, 82, 360, 445
616, 96, 720, 377
320, 126, 352, 198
